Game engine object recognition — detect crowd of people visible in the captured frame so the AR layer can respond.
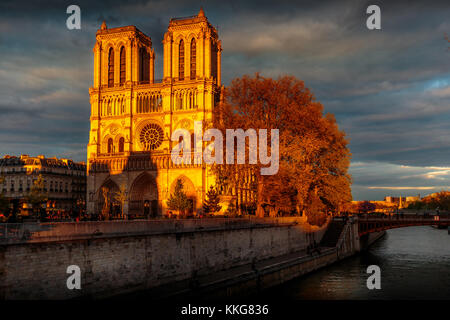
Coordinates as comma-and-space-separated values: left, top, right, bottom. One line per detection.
0, 208, 86, 223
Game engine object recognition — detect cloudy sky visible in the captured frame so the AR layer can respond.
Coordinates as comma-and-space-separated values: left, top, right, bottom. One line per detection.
0, 0, 449, 200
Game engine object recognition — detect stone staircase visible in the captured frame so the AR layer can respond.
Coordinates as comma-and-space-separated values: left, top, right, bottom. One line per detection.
319, 219, 346, 248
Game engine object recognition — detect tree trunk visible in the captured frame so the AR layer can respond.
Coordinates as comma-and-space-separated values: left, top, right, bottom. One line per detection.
256, 178, 265, 218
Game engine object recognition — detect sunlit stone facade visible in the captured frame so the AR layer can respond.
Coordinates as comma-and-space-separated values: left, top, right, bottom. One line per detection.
87, 9, 222, 216
0, 155, 86, 212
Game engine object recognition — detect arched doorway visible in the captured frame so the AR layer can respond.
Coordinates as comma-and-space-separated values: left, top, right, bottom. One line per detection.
129, 173, 158, 218
170, 175, 196, 216
97, 179, 120, 219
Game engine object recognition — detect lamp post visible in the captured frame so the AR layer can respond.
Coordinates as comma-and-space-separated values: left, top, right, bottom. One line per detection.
52, 200, 56, 220
144, 200, 150, 219
76, 197, 81, 221
124, 191, 128, 220
41, 202, 47, 221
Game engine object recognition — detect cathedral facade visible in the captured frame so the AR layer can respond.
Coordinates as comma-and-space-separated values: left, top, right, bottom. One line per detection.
86, 9, 222, 217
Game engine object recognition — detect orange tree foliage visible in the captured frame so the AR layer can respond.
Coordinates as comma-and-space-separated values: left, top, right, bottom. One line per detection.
213, 74, 352, 224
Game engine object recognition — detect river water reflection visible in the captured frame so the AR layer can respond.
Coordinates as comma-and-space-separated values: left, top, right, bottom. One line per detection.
262, 226, 450, 300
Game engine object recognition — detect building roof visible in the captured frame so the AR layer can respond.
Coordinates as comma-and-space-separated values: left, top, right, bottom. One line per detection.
169, 8, 213, 29
0, 155, 86, 170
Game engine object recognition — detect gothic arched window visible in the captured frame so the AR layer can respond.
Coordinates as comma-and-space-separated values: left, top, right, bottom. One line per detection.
107, 138, 113, 154
189, 92, 194, 109
121, 99, 125, 114
211, 41, 218, 80
139, 48, 149, 82
179, 40, 185, 81
108, 48, 114, 87
119, 46, 126, 84
137, 96, 142, 113
190, 38, 196, 80
118, 137, 124, 153
157, 95, 162, 111
144, 96, 149, 113
139, 123, 164, 151
176, 93, 183, 110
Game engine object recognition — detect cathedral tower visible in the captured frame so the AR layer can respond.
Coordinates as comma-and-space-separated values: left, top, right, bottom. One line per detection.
86, 10, 222, 217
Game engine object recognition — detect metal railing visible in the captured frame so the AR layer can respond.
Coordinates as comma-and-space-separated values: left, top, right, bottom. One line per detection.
357, 213, 450, 236
170, 15, 198, 21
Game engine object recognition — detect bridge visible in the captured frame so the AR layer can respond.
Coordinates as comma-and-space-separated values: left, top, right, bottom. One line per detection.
357, 214, 450, 236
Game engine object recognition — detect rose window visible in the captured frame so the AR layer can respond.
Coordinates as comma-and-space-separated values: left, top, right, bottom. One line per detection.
140, 123, 164, 150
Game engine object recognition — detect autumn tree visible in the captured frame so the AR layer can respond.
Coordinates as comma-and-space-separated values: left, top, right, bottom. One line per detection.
225, 199, 237, 216
407, 200, 424, 210
114, 184, 128, 219
24, 175, 48, 218
213, 74, 352, 225
421, 191, 450, 211
306, 192, 328, 226
203, 186, 222, 214
101, 187, 110, 220
167, 179, 191, 216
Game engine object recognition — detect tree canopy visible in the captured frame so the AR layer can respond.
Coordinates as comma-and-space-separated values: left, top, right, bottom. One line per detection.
213, 74, 352, 225
114, 184, 128, 219
408, 191, 450, 211
24, 175, 48, 213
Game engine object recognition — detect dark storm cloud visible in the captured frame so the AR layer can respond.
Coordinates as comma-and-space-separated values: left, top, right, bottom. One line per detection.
0, 0, 449, 200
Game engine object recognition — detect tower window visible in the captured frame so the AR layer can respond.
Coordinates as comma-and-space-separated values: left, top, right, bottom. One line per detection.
176, 94, 183, 110
119, 46, 126, 84
144, 96, 149, 113
121, 99, 125, 114
179, 40, 185, 81
118, 137, 124, 153
190, 39, 196, 80
108, 48, 114, 87
211, 41, 218, 80
137, 96, 142, 113
139, 48, 149, 82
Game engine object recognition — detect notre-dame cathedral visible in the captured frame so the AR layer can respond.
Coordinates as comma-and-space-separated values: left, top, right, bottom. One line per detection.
86, 8, 222, 217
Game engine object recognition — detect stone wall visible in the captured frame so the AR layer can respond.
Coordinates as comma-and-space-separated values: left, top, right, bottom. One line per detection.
336, 217, 361, 259
0, 217, 329, 299
359, 230, 386, 251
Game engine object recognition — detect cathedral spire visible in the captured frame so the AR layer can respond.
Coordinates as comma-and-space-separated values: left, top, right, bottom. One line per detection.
100, 20, 107, 30
198, 7, 205, 17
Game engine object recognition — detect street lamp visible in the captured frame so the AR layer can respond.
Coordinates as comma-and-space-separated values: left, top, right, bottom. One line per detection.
144, 200, 150, 219
41, 202, 47, 221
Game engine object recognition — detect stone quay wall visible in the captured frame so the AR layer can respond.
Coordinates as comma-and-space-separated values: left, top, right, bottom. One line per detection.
0, 217, 331, 299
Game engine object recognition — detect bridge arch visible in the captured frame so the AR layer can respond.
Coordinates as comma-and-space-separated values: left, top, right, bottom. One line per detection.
358, 215, 449, 236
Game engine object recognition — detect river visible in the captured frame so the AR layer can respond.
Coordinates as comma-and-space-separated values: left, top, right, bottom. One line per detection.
261, 226, 450, 300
